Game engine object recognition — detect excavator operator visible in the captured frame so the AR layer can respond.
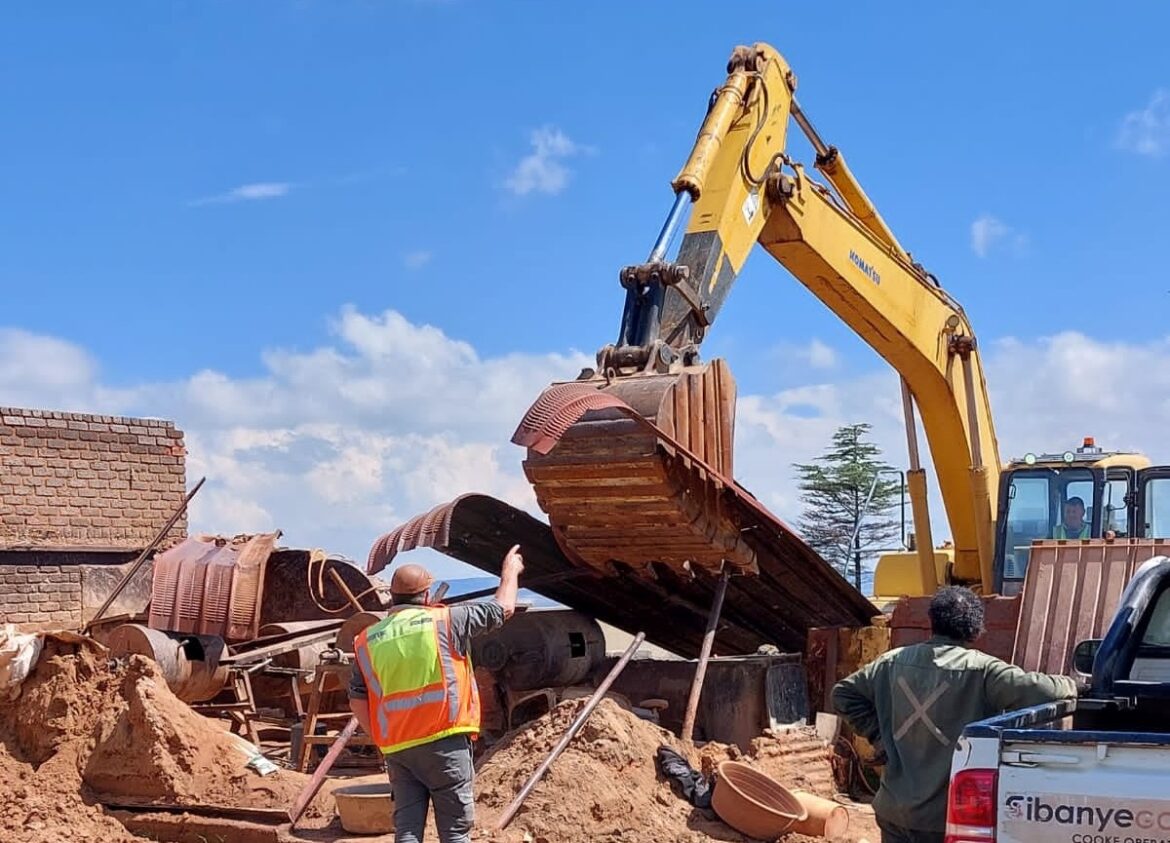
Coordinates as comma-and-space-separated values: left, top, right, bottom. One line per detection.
1053, 496, 1090, 539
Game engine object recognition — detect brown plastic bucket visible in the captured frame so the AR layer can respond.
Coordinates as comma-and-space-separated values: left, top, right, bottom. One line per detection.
334, 782, 395, 834
791, 790, 850, 839
711, 760, 808, 839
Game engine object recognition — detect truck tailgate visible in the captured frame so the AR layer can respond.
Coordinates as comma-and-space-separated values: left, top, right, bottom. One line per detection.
998, 737, 1170, 842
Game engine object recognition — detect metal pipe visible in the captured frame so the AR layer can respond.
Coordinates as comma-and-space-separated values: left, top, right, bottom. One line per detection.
900, 379, 923, 472
901, 379, 938, 581
961, 355, 984, 469
672, 72, 750, 199
681, 568, 731, 744
632, 192, 695, 347
327, 566, 364, 613
906, 469, 940, 592
494, 631, 646, 831
288, 715, 360, 827
85, 477, 206, 632
648, 191, 692, 263
790, 98, 830, 157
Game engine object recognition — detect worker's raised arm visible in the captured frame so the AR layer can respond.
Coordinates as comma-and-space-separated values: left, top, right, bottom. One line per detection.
983, 659, 1078, 712
831, 661, 880, 744
493, 545, 524, 619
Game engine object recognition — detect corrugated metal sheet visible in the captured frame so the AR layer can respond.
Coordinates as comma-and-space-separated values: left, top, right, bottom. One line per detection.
148, 533, 279, 642
1011, 539, 1170, 674
366, 493, 876, 659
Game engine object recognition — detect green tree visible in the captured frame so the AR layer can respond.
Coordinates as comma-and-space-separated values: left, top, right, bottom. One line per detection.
794, 423, 902, 591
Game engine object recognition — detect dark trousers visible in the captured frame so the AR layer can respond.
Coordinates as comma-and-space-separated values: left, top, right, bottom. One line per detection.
384, 734, 475, 843
878, 817, 945, 843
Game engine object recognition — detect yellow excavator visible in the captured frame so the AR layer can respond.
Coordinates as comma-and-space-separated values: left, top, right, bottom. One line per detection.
509, 41, 1168, 660
373, 41, 1169, 685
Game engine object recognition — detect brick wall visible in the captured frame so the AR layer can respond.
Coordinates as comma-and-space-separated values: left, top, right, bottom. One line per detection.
0, 407, 187, 550
0, 564, 84, 631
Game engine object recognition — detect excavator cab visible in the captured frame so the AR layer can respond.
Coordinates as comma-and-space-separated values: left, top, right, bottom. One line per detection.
993, 439, 1150, 595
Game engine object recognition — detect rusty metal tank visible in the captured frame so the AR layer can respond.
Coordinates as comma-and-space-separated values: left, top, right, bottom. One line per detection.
106, 623, 229, 702
471, 609, 605, 691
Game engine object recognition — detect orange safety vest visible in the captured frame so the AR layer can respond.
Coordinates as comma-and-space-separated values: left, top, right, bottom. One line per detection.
354, 605, 480, 754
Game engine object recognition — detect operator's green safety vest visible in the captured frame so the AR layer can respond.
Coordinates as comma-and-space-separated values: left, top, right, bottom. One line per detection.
354, 605, 480, 754
1053, 523, 1090, 539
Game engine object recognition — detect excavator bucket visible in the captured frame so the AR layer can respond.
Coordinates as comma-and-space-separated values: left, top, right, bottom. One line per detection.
513, 360, 755, 577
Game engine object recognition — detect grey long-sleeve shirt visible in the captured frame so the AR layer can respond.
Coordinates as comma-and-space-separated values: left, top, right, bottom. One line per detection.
832, 636, 1077, 833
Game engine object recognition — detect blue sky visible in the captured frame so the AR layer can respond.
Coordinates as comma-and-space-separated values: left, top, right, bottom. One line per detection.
3, 2, 1170, 579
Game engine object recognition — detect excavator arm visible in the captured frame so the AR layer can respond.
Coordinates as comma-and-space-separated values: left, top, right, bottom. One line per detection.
602, 43, 1001, 591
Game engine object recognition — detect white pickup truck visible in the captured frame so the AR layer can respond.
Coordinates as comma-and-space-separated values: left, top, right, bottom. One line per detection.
945, 556, 1170, 843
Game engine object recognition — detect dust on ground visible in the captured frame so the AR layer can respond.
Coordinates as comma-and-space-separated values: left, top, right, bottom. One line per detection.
0, 635, 334, 843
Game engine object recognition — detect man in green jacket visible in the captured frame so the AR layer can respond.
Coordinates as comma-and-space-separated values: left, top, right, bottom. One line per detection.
832, 586, 1077, 843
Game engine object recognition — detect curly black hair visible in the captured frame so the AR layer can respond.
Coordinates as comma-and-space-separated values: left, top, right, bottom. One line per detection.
928, 586, 985, 642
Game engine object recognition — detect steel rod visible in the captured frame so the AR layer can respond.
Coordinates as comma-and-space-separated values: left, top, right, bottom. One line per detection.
648, 191, 692, 263
681, 569, 730, 744
494, 631, 646, 831
288, 715, 360, 827
85, 476, 206, 632
327, 566, 364, 613
790, 98, 831, 158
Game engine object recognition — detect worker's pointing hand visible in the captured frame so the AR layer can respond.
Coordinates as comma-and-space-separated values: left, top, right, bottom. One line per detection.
503, 544, 525, 576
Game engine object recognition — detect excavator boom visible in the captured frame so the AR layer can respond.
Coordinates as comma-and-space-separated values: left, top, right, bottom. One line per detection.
590, 43, 1001, 591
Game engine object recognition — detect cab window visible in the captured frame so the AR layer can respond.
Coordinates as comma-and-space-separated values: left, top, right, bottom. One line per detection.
1003, 476, 1049, 581
1001, 467, 1096, 583
1145, 478, 1170, 539
1103, 477, 1130, 537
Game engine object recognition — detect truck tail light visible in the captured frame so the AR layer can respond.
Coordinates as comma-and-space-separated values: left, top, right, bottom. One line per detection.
945, 768, 998, 843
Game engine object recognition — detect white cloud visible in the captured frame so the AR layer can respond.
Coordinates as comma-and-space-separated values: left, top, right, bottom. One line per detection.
802, 339, 838, 370
970, 214, 1027, 258
190, 182, 292, 207
734, 333, 1170, 547
503, 127, 588, 196
403, 250, 433, 270
1116, 89, 1170, 158
0, 308, 588, 578
4, 316, 1169, 583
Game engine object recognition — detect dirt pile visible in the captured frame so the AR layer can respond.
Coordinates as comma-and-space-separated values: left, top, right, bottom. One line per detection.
472, 698, 877, 843
0, 635, 332, 843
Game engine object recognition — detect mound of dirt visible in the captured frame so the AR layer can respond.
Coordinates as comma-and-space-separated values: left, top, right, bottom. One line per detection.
0, 635, 333, 843
472, 698, 877, 843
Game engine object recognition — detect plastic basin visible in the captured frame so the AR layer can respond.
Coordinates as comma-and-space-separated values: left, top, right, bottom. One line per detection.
333, 782, 395, 835
711, 760, 808, 840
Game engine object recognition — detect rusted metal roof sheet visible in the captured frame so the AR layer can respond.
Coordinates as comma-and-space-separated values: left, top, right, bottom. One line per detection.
367, 493, 876, 659
1011, 539, 1170, 674
148, 533, 279, 642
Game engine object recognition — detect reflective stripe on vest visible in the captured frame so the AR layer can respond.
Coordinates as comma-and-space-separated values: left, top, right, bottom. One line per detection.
354, 605, 479, 754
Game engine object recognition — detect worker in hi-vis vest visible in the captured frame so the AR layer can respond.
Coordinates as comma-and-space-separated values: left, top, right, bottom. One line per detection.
1053, 496, 1091, 539
348, 545, 524, 843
